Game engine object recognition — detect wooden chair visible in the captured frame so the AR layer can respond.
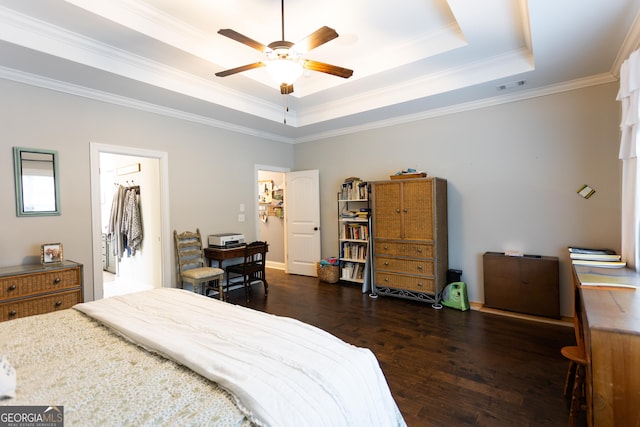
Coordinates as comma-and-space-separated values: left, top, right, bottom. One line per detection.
225, 241, 268, 302
174, 229, 225, 300
561, 278, 588, 427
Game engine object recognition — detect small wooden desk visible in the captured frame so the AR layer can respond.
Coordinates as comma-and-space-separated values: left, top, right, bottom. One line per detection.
204, 244, 269, 269
572, 264, 640, 426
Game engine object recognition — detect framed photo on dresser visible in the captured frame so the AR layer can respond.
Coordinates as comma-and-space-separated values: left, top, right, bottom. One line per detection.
41, 243, 63, 265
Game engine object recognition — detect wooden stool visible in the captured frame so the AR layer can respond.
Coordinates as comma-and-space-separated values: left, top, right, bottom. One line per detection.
561, 345, 587, 427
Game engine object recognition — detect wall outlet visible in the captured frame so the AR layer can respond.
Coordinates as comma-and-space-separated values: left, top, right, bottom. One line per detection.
238, 213, 245, 222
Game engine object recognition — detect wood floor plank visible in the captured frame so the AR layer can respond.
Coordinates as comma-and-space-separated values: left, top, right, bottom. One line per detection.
223, 269, 582, 427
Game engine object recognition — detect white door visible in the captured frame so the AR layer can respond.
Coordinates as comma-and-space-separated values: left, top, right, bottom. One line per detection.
285, 170, 321, 276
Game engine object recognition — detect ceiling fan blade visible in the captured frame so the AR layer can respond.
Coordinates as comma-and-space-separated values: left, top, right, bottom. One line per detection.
280, 83, 294, 95
294, 26, 339, 53
218, 29, 269, 52
303, 60, 353, 78
215, 62, 266, 77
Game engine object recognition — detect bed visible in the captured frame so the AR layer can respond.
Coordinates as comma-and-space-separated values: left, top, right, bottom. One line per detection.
0, 288, 406, 426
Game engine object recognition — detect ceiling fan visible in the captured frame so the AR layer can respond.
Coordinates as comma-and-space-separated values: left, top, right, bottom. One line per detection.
215, 0, 353, 95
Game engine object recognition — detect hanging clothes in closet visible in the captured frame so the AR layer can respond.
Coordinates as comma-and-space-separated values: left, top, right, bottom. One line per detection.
108, 184, 143, 260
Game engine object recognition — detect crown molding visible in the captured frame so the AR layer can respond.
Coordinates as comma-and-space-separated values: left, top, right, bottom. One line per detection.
0, 64, 614, 145
294, 72, 617, 144
611, 10, 640, 77
0, 66, 294, 144
0, 4, 286, 123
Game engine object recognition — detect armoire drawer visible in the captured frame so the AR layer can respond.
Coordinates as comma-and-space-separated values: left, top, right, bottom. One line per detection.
0, 290, 81, 321
374, 241, 433, 258
375, 256, 434, 276
0, 268, 81, 300
375, 272, 436, 294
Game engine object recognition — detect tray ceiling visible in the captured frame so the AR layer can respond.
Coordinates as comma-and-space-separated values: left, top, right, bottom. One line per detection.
0, 0, 638, 142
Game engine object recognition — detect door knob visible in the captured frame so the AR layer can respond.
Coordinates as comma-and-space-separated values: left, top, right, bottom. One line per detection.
314, 227, 318, 231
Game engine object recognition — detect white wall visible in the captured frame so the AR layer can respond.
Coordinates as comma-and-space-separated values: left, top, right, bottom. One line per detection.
294, 83, 622, 317
0, 79, 294, 301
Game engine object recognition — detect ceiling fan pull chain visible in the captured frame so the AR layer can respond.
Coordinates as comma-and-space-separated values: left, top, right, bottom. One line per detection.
283, 94, 291, 125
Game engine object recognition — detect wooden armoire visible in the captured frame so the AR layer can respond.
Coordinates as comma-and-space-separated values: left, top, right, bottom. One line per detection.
370, 177, 448, 304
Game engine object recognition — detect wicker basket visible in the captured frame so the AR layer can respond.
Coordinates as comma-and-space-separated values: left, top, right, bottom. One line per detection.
316, 262, 340, 283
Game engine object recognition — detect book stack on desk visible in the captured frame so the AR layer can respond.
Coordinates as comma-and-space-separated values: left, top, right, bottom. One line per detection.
568, 246, 626, 268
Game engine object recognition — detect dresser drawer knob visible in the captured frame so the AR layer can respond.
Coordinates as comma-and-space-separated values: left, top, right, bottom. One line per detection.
417, 265, 423, 271
54, 277, 61, 284
8, 284, 16, 291
9, 310, 17, 317
403, 208, 408, 213
417, 248, 422, 253
418, 283, 423, 287
384, 262, 389, 266
384, 278, 389, 282
55, 301, 62, 307
383, 245, 388, 250
396, 209, 400, 213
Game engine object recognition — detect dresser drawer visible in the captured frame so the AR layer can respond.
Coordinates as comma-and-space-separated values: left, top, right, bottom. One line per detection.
374, 241, 433, 258
0, 268, 81, 300
375, 272, 436, 294
375, 256, 434, 276
0, 290, 81, 321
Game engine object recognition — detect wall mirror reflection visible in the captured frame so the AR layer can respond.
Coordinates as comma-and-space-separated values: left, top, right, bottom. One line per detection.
13, 147, 61, 216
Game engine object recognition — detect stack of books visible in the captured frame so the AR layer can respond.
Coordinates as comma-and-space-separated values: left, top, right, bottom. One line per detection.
568, 247, 626, 268
356, 208, 370, 220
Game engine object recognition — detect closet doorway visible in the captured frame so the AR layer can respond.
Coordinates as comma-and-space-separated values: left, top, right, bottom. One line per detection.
89, 143, 171, 301
256, 166, 287, 270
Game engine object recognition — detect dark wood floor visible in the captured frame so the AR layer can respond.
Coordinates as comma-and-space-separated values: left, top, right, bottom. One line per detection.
224, 269, 582, 427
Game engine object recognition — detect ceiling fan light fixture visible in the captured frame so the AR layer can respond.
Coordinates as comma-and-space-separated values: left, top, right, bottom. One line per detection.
266, 56, 303, 85
215, 0, 352, 93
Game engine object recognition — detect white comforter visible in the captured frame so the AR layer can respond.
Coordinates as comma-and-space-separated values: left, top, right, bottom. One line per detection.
74, 288, 406, 427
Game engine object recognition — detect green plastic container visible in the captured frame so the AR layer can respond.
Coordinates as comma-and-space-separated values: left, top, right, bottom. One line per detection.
441, 282, 469, 311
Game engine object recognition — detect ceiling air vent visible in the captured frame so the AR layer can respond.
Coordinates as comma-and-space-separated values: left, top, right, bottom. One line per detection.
497, 80, 526, 91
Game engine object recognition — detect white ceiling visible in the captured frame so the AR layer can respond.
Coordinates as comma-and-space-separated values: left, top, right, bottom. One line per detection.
0, 0, 638, 143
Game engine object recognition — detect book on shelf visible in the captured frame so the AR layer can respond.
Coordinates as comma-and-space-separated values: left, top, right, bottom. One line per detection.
580, 282, 636, 290
341, 223, 369, 240
340, 211, 358, 219
340, 178, 368, 200
571, 259, 627, 268
569, 253, 622, 261
341, 261, 364, 280
568, 246, 617, 255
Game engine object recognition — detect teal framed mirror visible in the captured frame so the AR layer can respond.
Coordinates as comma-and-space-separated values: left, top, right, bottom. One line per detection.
13, 147, 61, 216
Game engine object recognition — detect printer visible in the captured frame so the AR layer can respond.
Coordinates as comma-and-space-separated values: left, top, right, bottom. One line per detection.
208, 233, 245, 247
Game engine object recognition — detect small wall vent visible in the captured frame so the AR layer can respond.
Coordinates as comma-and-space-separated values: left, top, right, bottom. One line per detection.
497, 80, 526, 91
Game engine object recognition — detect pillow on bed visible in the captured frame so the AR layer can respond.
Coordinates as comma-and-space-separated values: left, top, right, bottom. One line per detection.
0, 355, 16, 399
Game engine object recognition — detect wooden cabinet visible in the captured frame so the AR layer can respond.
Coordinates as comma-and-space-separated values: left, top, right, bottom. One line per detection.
371, 177, 448, 303
483, 252, 559, 318
0, 261, 83, 321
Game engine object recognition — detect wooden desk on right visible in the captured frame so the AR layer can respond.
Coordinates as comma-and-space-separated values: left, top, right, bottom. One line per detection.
572, 264, 640, 426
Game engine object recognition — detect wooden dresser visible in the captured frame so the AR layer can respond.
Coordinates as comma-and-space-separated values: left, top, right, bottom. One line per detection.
0, 261, 83, 322
572, 264, 640, 426
370, 177, 448, 304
